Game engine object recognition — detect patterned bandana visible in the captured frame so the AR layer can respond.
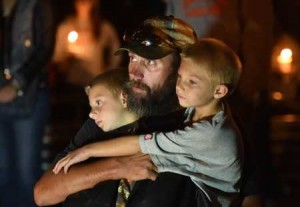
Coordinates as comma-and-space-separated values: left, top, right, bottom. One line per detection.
114, 15, 197, 60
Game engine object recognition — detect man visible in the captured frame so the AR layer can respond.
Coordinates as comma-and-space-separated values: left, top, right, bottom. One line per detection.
35, 16, 212, 207
35, 15, 261, 207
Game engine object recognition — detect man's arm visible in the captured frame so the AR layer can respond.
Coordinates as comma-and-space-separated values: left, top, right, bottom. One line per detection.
34, 154, 156, 206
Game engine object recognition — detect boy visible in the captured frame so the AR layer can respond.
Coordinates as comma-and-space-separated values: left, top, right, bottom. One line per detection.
53, 38, 244, 207
85, 69, 138, 133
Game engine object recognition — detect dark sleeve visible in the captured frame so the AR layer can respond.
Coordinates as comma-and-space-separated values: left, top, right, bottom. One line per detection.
12, 0, 54, 91
53, 118, 104, 163
226, 94, 264, 197
240, 166, 263, 197
140, 108, 186, 133
128, 173, 211, 207
240, 142, 264, 197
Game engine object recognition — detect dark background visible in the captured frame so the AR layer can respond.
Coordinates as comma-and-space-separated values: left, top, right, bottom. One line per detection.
273, 0, 300, 43
50, 0, 300, 45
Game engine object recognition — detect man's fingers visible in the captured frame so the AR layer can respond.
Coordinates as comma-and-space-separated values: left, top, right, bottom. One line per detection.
122, 154, 158, 181
148, 170, 158, 181
153, 166, 158, 173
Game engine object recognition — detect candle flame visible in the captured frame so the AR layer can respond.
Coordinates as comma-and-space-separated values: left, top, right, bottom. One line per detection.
68, 31, 78, 43
277, 48, 292, 64
277, 48, 293, 74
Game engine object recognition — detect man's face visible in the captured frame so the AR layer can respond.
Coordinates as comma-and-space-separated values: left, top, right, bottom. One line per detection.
124, 52, 179, 117
127, 52, 174, 95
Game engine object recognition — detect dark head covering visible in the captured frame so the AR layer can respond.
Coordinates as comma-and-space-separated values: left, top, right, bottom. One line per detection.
115, 16, 197, 60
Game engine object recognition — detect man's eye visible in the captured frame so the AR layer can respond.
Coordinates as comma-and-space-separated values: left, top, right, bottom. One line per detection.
129, 55, 137, 62
145, 60, 155, 66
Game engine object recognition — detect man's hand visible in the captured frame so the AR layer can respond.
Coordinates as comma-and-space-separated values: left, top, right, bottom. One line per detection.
0, 84, 17, 103
115, 154, 158, 182
34, 154, 157, 206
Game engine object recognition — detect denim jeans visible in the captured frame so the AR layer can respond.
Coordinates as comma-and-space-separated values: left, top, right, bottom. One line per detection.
0, 89, 49, 206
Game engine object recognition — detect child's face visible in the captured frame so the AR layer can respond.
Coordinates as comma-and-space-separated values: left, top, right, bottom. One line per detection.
88, 84, 125, 132
176, 58, 216, 109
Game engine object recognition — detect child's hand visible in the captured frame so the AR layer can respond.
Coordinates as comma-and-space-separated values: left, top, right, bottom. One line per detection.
52, 147, 90, 174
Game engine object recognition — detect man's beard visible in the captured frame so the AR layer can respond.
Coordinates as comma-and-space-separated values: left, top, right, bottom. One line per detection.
123, 76, 179, 117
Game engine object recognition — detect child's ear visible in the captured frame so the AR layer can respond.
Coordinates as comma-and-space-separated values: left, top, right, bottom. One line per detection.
214, 84, 228, 99
120, 91, 127, 108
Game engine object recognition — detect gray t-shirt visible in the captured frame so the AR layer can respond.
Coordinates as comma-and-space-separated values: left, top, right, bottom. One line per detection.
139, 107, 244, 207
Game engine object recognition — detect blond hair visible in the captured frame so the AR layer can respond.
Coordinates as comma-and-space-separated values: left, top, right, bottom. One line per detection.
181, 38, 242, 95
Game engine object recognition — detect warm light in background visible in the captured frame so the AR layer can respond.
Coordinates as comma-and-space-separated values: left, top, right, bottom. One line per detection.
278, 48, 293, 64
280, 114, 299, 123
277, 48, 293, 74
272, 91, 283, 100
68, 31, 78, 43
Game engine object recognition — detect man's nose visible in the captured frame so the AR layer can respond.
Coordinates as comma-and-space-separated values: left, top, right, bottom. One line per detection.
129, 63, 144, 80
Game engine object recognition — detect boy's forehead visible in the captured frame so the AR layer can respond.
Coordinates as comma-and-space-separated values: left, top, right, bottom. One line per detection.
89, 84, 113, 96
89, 84, 122, 103
180, 59, 208, 76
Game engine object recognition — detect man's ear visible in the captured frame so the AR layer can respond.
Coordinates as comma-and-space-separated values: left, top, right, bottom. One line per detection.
120, 91, 127, 108
214, 84, 228, 99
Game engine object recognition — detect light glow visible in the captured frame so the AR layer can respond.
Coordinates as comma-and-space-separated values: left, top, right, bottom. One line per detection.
277, 48, 293, 74
68, 31, 78, 43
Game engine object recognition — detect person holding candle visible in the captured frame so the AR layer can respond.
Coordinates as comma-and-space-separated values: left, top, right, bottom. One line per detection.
52, 0, 121, 86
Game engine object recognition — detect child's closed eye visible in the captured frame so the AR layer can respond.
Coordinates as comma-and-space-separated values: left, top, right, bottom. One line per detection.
95, 100, 103, 106
188, 79, 197, 85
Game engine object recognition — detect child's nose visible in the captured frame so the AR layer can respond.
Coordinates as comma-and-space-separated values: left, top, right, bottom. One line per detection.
176, 79, 185, 91
89, 111, 96, 119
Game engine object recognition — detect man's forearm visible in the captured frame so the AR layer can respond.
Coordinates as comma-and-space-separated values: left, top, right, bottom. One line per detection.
34, 157, 120, 206
34, 154, 157, 206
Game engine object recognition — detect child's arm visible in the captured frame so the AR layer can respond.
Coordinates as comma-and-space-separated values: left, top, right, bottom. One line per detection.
53, 136, 141, 174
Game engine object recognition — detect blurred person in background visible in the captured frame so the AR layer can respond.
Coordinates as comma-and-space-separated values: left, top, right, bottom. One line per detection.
52, 0, 121, 86
0, 0, 54, 206
49, 0, 122, 152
